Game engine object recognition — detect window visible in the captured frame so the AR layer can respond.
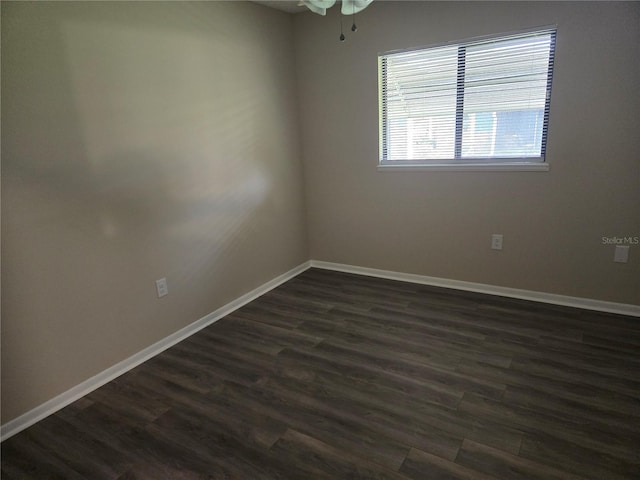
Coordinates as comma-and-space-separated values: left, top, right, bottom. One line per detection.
379, 29, 556, 169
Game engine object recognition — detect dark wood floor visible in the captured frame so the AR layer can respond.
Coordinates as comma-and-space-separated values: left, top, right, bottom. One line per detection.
3, 268, 640, 479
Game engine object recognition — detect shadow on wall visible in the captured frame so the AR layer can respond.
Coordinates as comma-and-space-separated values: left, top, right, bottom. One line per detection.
1, 1, 300, 423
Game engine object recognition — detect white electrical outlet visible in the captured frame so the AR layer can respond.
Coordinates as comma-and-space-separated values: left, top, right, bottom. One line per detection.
156, 278, 169, 298
491, 234, 503, 250
614, 245, 629, 263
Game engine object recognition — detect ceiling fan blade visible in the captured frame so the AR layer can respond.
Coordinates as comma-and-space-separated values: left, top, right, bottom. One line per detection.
302, 0, 337, 15
341, 0, 373, 15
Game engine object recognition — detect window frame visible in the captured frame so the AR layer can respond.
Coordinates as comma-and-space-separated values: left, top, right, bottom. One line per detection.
378, 27, 557, 172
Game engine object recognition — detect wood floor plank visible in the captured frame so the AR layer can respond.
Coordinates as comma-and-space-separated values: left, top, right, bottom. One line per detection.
519, 432, 640, 480
273, 360, 523, 456
497, 339, 638, 381
16, 415, 131, 479
260, 373, 462, 461
214, 378, 412, 471
455, 438, 590, 480
314, 338, 507, 400
146, 407, 291, 478
456, 360, 640, 418
215, 315, 324, 347
2, 268, 639, 479
457, 392, 640, 464
158, 346, 264, 387
502, 385, 640, 438
400, 447, 499, 480
119, 424, 260, 479
1, 434, 87, 480
330, 307, 488, 346
269, 429, 411, 480
84, 376, 172, 428
276, 345, 463, 409
197, 324, 285, 356
509, 355, 640, 400
316, 313, 514, 369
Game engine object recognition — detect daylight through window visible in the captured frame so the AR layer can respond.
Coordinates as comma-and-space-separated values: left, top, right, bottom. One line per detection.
379, 29, 556, 166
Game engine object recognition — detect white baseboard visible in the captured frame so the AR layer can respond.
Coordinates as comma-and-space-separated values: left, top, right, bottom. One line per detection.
0, 261, 311, 442
310, 260, 640, 317
3, 258, 637, 441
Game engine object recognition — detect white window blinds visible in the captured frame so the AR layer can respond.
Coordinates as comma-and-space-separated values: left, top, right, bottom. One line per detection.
380, 29, 556, 164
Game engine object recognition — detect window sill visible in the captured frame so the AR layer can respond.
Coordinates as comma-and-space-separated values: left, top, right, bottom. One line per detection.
377, 162, 550, 172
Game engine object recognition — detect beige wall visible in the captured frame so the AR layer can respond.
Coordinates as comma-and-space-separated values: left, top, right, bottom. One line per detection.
1, 1, 308, 423
294, 1, 640, 305
2, 0, 639, 429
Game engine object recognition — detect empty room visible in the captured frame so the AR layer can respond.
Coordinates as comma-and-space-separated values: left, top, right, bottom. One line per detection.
1, 0, 639, 478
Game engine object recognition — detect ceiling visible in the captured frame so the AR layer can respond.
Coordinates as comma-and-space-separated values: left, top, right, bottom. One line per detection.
252, 1, 308, 14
